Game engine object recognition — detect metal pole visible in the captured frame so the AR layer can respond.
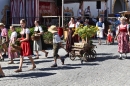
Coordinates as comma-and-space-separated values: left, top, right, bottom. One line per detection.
62, 0, 64, 27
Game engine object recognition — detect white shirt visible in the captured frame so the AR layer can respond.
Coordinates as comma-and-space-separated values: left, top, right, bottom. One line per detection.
78, 9, 82, 17
34, 26, 43, 32
20, 28, 30, 34
76, 21, 80, 28
53, 33, 61, 43
10, 31, 17, 39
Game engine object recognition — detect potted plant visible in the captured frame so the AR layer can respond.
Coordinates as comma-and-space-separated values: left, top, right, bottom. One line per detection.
74, 24, 98, 44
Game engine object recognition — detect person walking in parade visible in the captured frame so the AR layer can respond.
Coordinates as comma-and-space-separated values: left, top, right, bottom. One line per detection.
15, 19, 36, 72
96, 17, 105, 45
33, 20, 48, 59
48, 25, 64, 67
8, 26, 18, 64
115, 16, 129, 59
0, 23, 8, 59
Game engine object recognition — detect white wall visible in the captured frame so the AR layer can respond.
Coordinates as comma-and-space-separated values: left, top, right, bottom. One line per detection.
0, 0, 10, 22
64, 1, 109, 18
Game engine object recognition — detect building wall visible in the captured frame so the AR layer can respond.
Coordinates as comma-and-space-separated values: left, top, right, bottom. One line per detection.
64, 0, 130, 18
64, 1, 108, 18
0, 0, 10, 23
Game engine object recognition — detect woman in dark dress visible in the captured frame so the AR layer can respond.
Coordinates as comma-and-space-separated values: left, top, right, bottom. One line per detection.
33, 20, 48, 59
66, 27, 74, 56
15, 19, 36, 72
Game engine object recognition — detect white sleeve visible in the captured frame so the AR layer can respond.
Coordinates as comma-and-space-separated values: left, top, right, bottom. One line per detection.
34, 27, 37, 31
38, 26, 43, 32
127, 24, 129, 31
102, 23, 105, 29
26, 28, 30, 34
11, 32, 17, 38
96, 22, 98, 27
13, 32, 17, 37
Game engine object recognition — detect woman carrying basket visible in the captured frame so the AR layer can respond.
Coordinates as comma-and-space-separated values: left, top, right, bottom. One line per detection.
15, 19, 36, 72
8, 26, 18, 64
33, 20, 48, 59
0, 23, 8, 60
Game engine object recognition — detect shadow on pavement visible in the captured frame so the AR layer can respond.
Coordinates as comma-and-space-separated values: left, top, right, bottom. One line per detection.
39, 66, 81, 71
8, 72, 56, 78
95, 56, 116, 62
24, 60, 53, 64
65, 63, 99, 66
96, 53, 114, 56
2, 66, 27, 69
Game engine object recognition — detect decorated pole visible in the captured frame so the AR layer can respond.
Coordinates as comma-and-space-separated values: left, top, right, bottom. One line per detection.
62, 0, 64, 27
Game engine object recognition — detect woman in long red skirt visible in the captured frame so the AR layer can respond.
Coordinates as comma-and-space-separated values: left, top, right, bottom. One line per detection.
15, 19, 36, 72
115, 16, 129, 59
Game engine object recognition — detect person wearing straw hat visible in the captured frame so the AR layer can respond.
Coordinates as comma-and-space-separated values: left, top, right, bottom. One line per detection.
0, 23, 8, 60
115, 16, 129, 59
48, 25, 65, 67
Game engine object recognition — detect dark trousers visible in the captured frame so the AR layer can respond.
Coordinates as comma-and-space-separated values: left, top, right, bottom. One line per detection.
53, 43, 60, 59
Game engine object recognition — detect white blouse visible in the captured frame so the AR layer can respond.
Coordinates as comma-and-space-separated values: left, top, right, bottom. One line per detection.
20, 28, 30, 34
34, 26, 43, 32
10, 31, 17, 39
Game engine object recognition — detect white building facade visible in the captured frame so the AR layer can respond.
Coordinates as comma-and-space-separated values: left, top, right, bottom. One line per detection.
64, 0, 130, 18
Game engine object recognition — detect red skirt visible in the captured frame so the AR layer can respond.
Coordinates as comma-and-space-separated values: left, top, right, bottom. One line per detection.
107, 35, 113, 43
20, 38, 32, 56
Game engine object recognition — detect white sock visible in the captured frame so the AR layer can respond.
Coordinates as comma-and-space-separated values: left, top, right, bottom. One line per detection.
120, 54, 122, 57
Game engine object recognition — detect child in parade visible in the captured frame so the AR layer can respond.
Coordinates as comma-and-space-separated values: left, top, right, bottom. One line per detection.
15, 19, 36, 72
0, 23, 8, 58
106, 29, 113, 44
48, 25, 65, 67
8, 26, 18, 64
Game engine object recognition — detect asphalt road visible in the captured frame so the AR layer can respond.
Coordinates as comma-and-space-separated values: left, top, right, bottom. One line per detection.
1, 40, 130, 86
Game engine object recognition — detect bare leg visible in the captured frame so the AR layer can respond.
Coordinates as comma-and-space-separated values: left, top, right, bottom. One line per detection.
19, 56, 23, 70
42, 50, 48, 57
8, 58, 14, 64
28, 56, 36, 70
98, 38, 101, 45
15, 56, 23, 72
0, 65, 5, 76
34, 50, 39, 59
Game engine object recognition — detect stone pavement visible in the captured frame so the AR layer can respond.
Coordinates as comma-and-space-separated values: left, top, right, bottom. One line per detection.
1, 40, 130, 86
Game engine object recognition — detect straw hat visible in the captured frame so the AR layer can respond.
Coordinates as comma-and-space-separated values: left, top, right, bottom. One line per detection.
120, 16, 127, 20
48, 25, 57, 33
0, 23, 5, 26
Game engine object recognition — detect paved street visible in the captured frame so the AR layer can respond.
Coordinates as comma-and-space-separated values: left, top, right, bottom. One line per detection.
1, 40, 130, 86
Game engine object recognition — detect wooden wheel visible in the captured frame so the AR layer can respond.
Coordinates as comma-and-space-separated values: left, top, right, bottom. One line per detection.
91, 50, 97, 60
83, 52, 89, 61
69, 51, 76, 61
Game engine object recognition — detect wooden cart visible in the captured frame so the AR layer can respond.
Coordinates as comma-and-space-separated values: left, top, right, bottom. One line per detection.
69, 43, 97, 64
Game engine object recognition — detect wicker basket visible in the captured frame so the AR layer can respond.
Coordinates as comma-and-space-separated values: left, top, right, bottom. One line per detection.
31, 35, 40, 41
11, 45, 21, 52
2, 43, 8, 51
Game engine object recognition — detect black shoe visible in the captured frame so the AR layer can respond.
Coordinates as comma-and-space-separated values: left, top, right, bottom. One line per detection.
118, 56, 123, 60
0, 58, 4, 61
2, 54, 6, 57
81, 60, 83, 64
61, 58, 65, 65
51, 64, 57, 67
